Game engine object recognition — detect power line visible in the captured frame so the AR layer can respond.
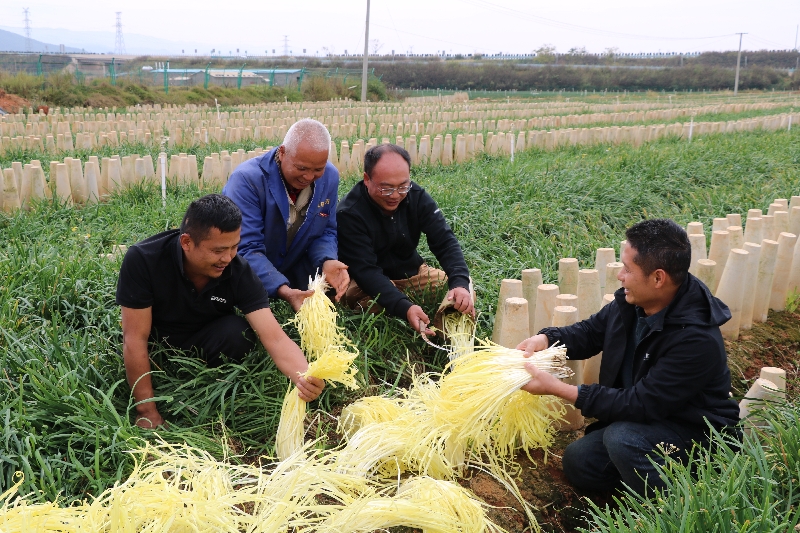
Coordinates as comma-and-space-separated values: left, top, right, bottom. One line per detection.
114, 12, 126, 55
701, 35, 739, 51
456, 0, 736, 42
371, 22, 504, 53
747, 34, 789, 49
22, 8, 32, 53
374, 20, 775, 57
384, 4, 406, 54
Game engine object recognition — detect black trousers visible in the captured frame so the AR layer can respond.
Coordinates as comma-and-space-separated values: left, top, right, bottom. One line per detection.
153, 315, 257, 367
561, 420, 696, 495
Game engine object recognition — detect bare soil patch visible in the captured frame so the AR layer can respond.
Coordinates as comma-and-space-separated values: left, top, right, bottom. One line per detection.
0, 89, 30, 113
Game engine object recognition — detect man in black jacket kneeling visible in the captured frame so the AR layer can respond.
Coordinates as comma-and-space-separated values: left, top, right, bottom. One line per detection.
517, 218, 740, 496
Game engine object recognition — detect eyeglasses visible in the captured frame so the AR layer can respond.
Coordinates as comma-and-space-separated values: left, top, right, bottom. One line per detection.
377, 185, 411, 197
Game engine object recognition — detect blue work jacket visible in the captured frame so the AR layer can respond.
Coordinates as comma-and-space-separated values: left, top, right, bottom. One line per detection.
222, 148, 339, 297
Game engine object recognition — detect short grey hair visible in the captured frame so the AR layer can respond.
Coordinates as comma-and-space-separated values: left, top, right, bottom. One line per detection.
282, 118, 331, 155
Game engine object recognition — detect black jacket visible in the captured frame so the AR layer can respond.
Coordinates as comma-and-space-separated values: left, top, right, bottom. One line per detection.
337, 181, 471, 318
540, 273, 740, 438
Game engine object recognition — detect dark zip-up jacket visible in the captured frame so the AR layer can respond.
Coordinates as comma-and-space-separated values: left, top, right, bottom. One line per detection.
540, 273, 740, 438
337, 180, 471, 318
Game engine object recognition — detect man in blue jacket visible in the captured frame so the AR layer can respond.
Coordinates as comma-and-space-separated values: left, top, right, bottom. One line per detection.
223, 119, 349, 311
517, 219, 739, 495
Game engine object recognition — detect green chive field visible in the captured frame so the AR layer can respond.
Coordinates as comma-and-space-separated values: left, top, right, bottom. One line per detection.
1, 93, 799, 532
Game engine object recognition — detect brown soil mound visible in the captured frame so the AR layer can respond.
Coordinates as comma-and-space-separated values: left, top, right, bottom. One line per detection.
0, 89, 31, 114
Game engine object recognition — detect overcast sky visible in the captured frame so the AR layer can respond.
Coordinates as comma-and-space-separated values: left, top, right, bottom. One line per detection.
3, 0, 799, 56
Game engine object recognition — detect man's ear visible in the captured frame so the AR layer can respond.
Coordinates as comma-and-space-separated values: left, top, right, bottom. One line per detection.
179, 233, 193, 252
652, 268, 669, 288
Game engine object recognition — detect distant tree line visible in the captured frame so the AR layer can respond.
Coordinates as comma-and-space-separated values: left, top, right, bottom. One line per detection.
4, 49, 799, 95
690, 50, 800, 69
126, 49, 800, 71
126, 50, 800, 92
376, 62, 791, 92
507, 48, 800, 69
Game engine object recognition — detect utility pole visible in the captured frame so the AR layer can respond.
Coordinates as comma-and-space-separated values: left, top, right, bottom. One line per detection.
361, 0, 370, 102
23, 8, 32, 53
733, 32, 746, 96
795, 25, 799, 51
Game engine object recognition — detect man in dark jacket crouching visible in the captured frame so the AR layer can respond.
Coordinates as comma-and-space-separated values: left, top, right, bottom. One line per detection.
517, 218, 739, 495
337, 144, 473, 335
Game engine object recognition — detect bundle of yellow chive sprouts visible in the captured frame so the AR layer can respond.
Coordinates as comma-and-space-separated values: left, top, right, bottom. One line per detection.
275, 274, 360, 461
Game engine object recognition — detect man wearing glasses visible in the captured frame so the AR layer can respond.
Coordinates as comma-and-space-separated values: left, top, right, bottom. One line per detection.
337, 144, 474, 334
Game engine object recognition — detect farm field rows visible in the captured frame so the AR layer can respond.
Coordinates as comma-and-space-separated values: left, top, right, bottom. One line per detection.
2, 93, 800, 215
1, 92, 797, 157
0, 93, 799, 532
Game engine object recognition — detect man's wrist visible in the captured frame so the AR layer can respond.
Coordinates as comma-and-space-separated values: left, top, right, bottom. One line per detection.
447, 276, 471, 291
395, 298, 414, 320
557, 382, 580, 403
537, 328, 558, 347
317, 258, 337, 273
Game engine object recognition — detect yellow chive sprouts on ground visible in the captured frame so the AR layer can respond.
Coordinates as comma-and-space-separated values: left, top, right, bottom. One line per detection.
315, 477, 504, 533
0, 442, 503, 533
